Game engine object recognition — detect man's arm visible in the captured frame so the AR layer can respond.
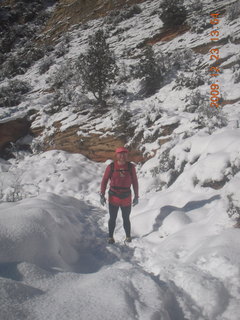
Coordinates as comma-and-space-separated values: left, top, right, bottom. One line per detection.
100, 164, 112, 196
131, 165, 139, 199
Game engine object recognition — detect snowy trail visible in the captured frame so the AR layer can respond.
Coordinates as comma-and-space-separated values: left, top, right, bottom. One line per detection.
0, 193, 180, 320
1, 150, 240, 319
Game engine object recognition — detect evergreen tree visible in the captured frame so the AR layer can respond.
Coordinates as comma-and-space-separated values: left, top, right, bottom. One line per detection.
77, 29, 118, 107
138, 46, 162, 97
159, 0, 187, 28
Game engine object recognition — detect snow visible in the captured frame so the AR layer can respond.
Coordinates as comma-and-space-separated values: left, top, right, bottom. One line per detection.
1, 0, 240, 319
1, 146, 240, 319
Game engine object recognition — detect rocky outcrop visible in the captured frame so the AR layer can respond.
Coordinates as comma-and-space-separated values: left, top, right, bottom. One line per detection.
0, 118, 31, 158
30, 118, 181, 163
31, 119, 181, 163
43, 124, 145, 163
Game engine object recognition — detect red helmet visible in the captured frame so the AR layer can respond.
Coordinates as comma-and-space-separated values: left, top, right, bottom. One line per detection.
115, 147, 128, 153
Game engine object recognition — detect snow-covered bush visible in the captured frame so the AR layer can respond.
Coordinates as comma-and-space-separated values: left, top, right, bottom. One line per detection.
55, 42, 69, 58
0, 171, 24, 202
233, 64, 240, 83
188, 0, 204, 12
39, 57, 54, 75
0, 80, 31, 108
0, 43, 46, 79
191, 17, 210, 34
234, 70, 240, 83
159, 0, 187, 27
187, 0, 211, 33
151, 148, 175, 176
226, 0, 240, 21
49, 59, 92, 111
105, 4, 142, 26
0, 56, 24, 79
174, 71, 205, 90
150, 145, 186, 189
198, 105, 227, 132
184, 90, 207, 113
186, 90, 227, 132
4, 186, 24, 202
0, 0, 53, 67
24, 45, 46, 65
50, 60, 76, 89
49, 88, 87, 113
171, 49, 194, 72
44, 94, 64, 114
31, 138, 45, 154
227, 194, 240, 227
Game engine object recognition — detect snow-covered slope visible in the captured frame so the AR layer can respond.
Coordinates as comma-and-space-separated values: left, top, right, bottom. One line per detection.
1, 144, 240, 319
1, 0, 240, 319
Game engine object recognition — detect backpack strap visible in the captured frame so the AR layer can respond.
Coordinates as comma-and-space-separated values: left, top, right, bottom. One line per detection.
109, 162, 114, 179
128, 162, 133, 178
109, 161, 133, 179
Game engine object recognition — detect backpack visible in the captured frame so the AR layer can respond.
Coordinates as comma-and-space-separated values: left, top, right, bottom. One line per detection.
108, 161, 133, 199
109, 161, 133, 179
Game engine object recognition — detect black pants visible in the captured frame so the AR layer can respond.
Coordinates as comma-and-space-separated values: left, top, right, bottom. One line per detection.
108, 203, 131, 238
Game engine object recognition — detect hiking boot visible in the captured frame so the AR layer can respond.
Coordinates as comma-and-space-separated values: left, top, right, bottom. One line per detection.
108, 237, 115, 244
125, 237, 132, 243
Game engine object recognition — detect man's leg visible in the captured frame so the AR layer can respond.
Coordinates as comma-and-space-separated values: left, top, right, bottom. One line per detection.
108, 203, 119, 238
121, 205, 131, 238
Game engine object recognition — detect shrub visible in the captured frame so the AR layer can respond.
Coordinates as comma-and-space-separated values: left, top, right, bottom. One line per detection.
55, 42, 69, 58
227, 193, 240, 227
0, 80, 31, 108
151, 148, 175, 175
39, 57, 54, 74
105, 4, 142, 26
24, 45, 45, 64
226, 1, 240, 21
187, 1, 210, 34
233, 63, 240, 83
50, 60, 75, 90
49, 88, 86, 112
159, 0, 187, 28
174, 71, 205, 90
150, 146, 184, 190
184, 90, 206, 113
186, 90, 228, 132
0, 43, 46, 79
171, 49, 194, 71
0, 55, 24, 79
187, 1, 211, 34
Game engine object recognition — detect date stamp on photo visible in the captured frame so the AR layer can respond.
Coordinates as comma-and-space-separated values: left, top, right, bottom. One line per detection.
209, 13, 221, 108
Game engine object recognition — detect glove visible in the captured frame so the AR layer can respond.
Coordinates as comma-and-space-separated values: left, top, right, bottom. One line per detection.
132, 197, 139, 207
100, 194, 106, 206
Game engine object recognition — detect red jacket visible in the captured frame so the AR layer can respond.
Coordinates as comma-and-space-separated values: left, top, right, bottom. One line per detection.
101, 161, 139, 206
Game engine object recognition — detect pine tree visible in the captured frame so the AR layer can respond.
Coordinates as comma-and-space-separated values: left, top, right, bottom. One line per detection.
138, 46, 162, 97
77, 29, 118, 107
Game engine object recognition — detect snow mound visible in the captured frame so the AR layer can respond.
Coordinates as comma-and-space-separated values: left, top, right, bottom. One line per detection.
0, 260, 178, 320
0, 193, 103, 271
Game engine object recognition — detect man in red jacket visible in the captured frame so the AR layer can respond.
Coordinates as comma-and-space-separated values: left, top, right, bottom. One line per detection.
100, 147, 139, 244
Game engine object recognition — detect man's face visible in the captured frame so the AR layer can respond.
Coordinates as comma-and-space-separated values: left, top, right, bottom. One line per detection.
116, 152, 128, 162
